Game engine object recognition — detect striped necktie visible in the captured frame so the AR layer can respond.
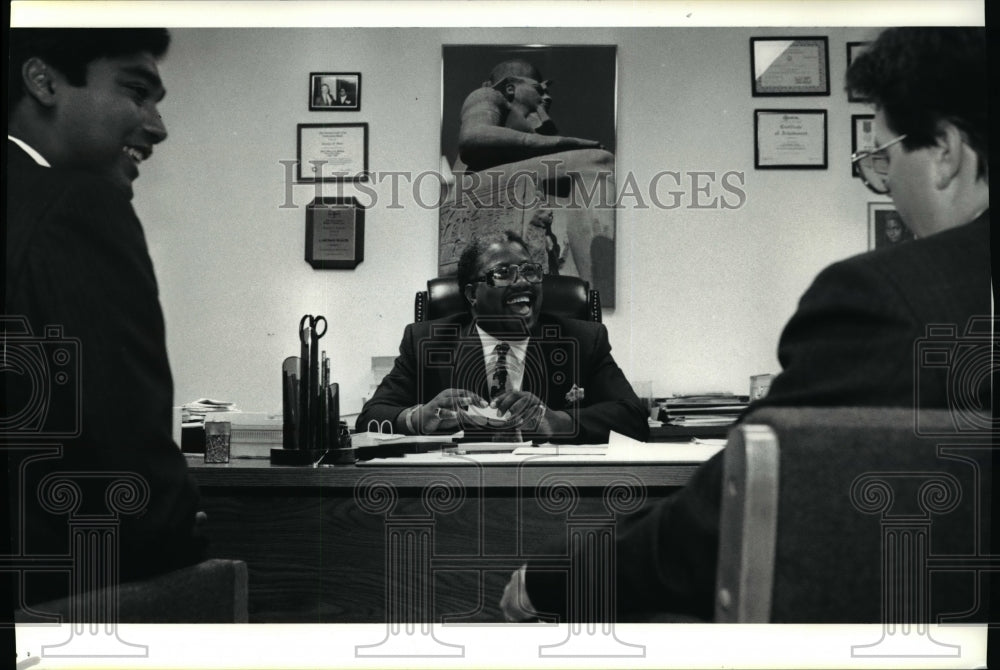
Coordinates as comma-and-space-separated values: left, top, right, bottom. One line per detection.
490, 342, 510, 399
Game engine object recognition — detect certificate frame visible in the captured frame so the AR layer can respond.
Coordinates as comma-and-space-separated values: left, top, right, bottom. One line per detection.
846, 42, 871, 102
754, 109, 828, 170
309, 72, 362, 111
304, 197, 365, 269
851, 114, 876, 177
296, 123, 369, 183
868, 202, 912, 251
750, 36, 830, 96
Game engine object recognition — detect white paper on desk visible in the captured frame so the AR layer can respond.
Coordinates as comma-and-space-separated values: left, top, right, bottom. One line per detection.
449, 441, 530, 453
351, 431, 463, 448
512, 444, 607, 455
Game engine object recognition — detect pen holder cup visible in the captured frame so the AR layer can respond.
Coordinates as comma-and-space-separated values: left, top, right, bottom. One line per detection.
204, 421, 231, 464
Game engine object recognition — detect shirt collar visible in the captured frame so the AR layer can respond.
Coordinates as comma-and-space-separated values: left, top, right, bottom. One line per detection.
475, 326, 529, 360
8, 135, 51, 167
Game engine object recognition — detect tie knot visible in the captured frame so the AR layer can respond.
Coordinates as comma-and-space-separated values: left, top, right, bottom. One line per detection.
495, 342, 510, 357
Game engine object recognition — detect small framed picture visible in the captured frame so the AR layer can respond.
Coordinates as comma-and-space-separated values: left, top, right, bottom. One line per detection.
868, 202, 913, 251
846, 42, 870, 102
750, 36, 830, 96
305, 197, 365, 269
851, 114, 876, 177
754, 109, 827, 169
296, 123, 369, 182
309, 72, 361, 111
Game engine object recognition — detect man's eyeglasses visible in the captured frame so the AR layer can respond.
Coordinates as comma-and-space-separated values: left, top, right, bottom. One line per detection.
851, 134, 907, 195
473, 262, 545, 287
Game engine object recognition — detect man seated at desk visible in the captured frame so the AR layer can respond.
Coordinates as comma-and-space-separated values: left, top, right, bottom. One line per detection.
357, 231, 648, 443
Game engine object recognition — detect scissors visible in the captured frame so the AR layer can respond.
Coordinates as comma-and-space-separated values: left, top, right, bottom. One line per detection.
298, 315, 328, 449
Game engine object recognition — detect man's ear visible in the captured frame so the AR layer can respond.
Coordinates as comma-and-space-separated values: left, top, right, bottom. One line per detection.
21, 57, 58, 108
931, 120, 967, 189
463, 282, 477, 307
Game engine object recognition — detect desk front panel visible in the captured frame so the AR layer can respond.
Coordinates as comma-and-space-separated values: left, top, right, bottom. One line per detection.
189, 459, 699, 622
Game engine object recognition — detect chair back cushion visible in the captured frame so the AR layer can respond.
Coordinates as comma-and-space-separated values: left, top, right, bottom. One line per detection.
417, 275, 599, 322
716, 407, 991, 624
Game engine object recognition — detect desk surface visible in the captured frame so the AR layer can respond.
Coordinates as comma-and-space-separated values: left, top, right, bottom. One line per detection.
186, 441, 720, 489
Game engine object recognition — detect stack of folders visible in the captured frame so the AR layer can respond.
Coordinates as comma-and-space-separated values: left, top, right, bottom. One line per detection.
181, 398, 238, 424
657, 393, 749, 427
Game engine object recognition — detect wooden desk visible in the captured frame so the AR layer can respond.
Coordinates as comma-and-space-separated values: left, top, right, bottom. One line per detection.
188, 450, 710, 622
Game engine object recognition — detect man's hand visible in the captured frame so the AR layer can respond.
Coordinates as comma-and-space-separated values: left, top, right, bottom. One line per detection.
415, 388, 487, 433
500, 564, 537, 622
490, 391, 572, 438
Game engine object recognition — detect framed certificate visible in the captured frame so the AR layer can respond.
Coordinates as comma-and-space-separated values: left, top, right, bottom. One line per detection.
851, 114, 876, 177
296, 123, 368, 182
751, 36, 830, 96
305, 197, 365, 269
754, 109, 827, 169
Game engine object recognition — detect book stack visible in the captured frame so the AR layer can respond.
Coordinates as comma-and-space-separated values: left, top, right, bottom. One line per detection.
657, 393, 749, 428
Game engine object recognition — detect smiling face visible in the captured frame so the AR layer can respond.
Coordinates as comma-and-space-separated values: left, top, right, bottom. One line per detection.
49, 51, 167, 198
466, 239, 544, 336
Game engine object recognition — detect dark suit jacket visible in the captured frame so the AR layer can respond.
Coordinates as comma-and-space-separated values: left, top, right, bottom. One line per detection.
4, 140, 206, 605
357, 312, 649, 444
525, 212, 992, 621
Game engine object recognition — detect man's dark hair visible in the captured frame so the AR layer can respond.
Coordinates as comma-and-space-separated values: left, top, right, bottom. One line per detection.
456, 230, 533, 298
8, 28, 171, 112
846, 27, 987, 177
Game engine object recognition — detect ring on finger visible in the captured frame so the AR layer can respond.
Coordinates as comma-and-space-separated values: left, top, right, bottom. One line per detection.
435, 406, 443, 419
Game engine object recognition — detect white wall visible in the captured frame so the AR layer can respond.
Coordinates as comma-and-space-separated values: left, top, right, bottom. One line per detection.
135, 26, 888, 415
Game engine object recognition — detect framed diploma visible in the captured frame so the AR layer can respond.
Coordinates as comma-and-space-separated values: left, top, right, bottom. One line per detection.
296, 123, 368, 182
754, 109, 827, 169
851, 114, 876, 177
751, 36, 830, 96
846, 42, 871, 101
305, 197, 365, 269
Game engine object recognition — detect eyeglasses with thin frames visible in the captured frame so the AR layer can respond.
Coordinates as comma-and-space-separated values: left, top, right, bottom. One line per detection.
851, 134, 907, 195
473, 262, 545, 287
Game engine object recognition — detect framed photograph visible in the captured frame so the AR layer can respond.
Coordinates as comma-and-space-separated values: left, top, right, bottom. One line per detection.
305, 197, 365, 269
868, 202, 913, 251
846, 42, 870, 102
309, 72, 361, 111
754, 109, 827, 169
751, 36, 830, 96
851, 114, 876, 177
439, 44, 619, 306
296, 123, 368, 182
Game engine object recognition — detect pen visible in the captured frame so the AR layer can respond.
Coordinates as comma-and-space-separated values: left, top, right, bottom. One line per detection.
299, 325, 311, 450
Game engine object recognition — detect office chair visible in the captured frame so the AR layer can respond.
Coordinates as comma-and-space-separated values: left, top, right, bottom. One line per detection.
715, 406, 991, 624
15, 558, 249, 623
414, 274, 601, 323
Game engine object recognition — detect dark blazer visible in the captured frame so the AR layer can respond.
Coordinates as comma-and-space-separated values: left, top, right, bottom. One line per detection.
526, 212, 992, 621
357, 312, 649, 443
4, 140, 206, 605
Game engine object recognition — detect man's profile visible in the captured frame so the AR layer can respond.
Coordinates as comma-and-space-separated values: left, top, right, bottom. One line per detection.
6, 28, 207, 608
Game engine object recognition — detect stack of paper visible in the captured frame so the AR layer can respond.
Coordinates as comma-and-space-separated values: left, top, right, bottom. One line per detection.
658, 393, 748, 427
181, 398, 239, 424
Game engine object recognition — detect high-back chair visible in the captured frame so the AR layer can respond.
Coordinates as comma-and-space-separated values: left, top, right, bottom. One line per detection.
414, 274, 601, 323
715, 406, 992, 624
